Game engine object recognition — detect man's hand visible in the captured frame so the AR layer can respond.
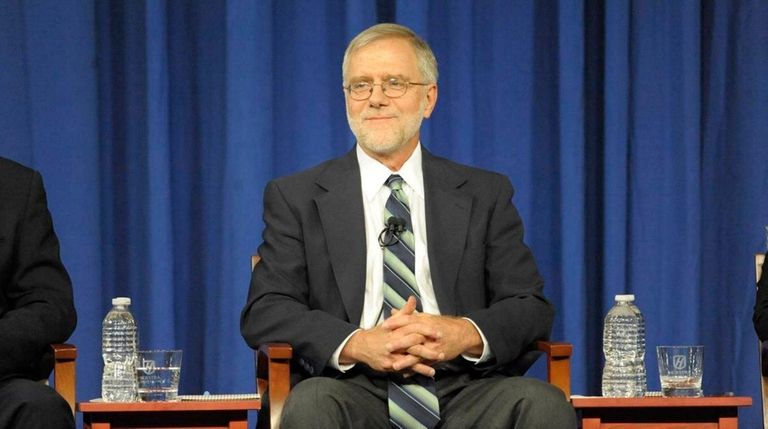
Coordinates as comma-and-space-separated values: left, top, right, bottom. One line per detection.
383, 298, 484, 362
339, 297, 443, 377
340, 296, 484, 377
385, 297, 444, 375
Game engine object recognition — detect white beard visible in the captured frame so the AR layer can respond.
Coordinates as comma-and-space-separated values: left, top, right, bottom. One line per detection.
347, 98, 426, 156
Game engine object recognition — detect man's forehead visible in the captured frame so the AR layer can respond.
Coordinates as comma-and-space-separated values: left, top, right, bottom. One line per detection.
349, 37, 414, 57
349, 73, 408, 82
346, 38, 419, 78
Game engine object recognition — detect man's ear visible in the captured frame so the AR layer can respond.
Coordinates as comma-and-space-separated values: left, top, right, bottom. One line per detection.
422, 84, 438, 119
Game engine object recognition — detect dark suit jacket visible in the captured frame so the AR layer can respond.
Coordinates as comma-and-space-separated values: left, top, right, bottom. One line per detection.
0, 157, 76, 381
241, 148, 553, 381
753, 254, 768, 340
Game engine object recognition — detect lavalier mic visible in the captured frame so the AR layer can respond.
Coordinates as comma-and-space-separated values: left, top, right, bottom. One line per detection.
378, 216, 406, 247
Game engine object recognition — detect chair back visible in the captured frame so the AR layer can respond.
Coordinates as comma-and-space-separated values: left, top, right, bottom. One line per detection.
51, 343, 77, 414
250, 254, 292, 429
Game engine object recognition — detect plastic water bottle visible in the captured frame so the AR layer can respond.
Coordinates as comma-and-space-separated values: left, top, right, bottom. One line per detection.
601, 294, 647, 397
102, 297, 138, 401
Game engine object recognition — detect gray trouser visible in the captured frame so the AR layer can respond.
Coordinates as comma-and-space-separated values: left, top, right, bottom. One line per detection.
0, 378, 74, 429
280, 372, 577, 429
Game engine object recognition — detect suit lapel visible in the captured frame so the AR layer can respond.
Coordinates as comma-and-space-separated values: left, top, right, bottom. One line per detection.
314, 150, 367, 324
422, 151, 472, 316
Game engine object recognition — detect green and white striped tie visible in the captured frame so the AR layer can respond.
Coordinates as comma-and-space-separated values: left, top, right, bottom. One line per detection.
382, 174, 440, 429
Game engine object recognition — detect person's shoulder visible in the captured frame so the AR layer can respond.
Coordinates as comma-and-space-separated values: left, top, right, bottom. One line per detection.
0, 157, 36, 192
425, 151, 509, 184
0, 156, 35, 176
269, 150, 356, 188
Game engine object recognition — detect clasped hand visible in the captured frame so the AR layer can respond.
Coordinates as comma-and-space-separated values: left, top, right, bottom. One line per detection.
341, 296, 482, 378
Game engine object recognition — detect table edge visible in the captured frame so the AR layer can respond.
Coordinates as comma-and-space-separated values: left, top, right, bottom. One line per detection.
77, 399, 261, 412
571, 396, 752, 408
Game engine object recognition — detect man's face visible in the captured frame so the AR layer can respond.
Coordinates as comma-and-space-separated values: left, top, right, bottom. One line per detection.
344, 38, 437, 160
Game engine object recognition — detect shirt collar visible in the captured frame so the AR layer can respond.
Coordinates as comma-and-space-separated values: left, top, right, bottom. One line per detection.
356, 143, 425, 202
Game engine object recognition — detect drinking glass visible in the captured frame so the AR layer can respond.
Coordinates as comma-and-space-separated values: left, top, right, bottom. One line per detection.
136, 350, 182, 401
656, 345, 703, 397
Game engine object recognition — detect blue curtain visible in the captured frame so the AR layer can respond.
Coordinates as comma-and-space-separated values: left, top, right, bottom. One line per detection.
2, 0, 767, 426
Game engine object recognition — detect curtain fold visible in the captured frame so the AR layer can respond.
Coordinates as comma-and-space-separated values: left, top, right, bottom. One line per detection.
1, 1, 766, 426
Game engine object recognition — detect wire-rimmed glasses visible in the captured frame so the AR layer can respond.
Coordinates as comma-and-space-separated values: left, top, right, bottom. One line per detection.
343, 78, 430, 101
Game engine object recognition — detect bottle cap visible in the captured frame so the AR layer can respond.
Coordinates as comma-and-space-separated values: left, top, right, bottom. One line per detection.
615, 294, 635, 302
112, 297, 131, 306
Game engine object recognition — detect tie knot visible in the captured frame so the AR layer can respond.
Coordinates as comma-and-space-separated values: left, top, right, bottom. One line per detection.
386, 174, 404, 191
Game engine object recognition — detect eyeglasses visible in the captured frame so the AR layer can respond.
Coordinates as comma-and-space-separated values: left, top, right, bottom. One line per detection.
343, 78, 430, 101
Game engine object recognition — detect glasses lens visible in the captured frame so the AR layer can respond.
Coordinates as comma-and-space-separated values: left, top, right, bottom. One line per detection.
383, 79, 407, 98
347, 80, 412, 100
349, 82, 372, 100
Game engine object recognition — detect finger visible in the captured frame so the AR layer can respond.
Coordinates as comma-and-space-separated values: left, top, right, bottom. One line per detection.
386, 333, 426, 353
406, 344, 445, 362
387, 296, 417, 320
408, 362, 436, 378
391, 353, 421, 372
384, 318, 441, 340
403, 296, 418, 313
382, 311, 425, 330
382, 314, 410, 330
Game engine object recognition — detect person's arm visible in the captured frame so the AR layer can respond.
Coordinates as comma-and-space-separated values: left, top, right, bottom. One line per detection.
461, 175, 553, 367
0, 171, 76, 380
240, 180, 363, 376
753, 255, 768, 341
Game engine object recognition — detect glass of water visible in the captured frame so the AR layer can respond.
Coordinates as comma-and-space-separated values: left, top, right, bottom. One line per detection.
656, 345, 703, 397
137, 349, 182, 401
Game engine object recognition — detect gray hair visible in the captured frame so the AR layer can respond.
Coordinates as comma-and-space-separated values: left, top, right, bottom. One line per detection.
342, 23, 439, 84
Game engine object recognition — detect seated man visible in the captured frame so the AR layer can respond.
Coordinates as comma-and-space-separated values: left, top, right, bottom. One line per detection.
241, 23, 576, 428
0, 157, 77, 429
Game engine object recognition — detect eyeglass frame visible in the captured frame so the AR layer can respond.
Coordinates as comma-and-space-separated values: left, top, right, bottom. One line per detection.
342, 78, 431, 101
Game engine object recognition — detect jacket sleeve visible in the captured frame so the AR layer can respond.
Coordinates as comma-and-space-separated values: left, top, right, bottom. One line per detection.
464, 175, 553, 371
240, 180, 359, 376
0, 171, 77, 380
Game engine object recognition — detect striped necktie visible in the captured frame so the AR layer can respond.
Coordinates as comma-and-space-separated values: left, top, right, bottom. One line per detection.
382, 174, 440, 429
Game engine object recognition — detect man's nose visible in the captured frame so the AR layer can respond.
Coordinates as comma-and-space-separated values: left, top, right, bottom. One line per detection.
368, 84, 389, 106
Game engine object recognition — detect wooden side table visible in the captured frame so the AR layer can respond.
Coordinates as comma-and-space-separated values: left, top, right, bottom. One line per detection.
77, 399, 260, 429
571, 396, 752, 429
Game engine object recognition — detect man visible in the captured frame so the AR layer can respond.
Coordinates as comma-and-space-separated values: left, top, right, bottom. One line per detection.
0, 157, 77, 429
241, 23, 576, 428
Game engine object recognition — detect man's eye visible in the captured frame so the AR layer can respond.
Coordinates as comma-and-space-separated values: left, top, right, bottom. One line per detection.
387, 79, 406, 89
351, 82, 371, 91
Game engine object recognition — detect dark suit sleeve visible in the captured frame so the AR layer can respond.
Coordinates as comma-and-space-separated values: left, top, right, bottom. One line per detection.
464, 176, 553, 370
0, 171, 76, 380
754, 255, 768, 341
240, 180, 359, 376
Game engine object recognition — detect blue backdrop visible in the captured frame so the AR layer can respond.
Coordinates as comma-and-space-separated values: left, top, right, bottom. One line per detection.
2, 0, 767, 427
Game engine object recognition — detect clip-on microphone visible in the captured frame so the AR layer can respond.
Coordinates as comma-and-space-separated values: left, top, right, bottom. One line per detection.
378, 216, 406, 247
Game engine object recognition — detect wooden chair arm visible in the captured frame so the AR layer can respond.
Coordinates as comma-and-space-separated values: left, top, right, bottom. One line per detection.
536, 340, 572, 398
51, 343, 77, 414
256, 343, 293, 429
